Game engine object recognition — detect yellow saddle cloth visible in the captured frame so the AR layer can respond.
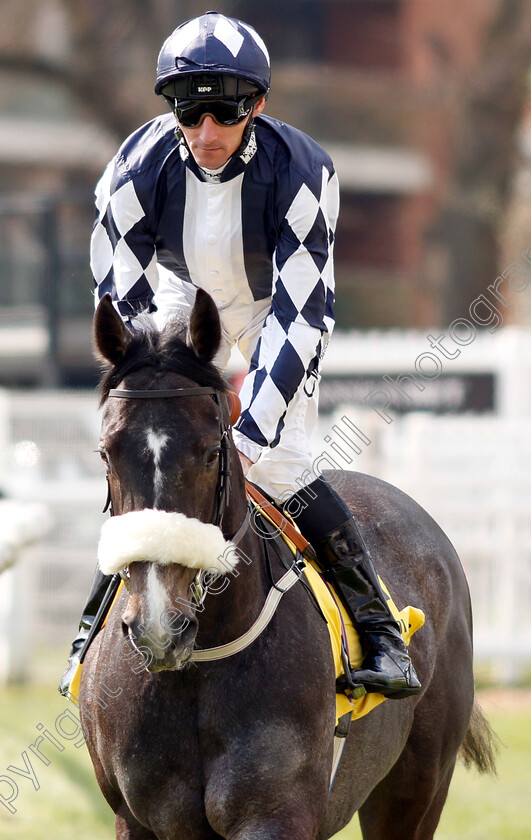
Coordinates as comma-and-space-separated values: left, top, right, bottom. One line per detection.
302, 561, 425, 725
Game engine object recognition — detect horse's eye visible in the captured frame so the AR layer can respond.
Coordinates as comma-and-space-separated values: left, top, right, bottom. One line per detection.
98, 447, 109, 465
206, 447, 221, 466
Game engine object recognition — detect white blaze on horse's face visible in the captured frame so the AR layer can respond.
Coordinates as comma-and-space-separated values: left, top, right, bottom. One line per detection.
145, 429, 170, 507
146, 564, 174, 647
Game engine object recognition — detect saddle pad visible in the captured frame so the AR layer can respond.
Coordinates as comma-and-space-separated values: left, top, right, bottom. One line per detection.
302, 561, 424, 724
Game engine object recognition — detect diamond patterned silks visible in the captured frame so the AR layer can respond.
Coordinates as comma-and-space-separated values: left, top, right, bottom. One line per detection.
235, 167, 338, 450
91, 113, 339, 467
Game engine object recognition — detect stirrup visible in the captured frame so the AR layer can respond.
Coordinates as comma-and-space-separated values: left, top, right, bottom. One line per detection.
58, 650, 83, 697
335, 673, 367, 700
351, 649, 421, 699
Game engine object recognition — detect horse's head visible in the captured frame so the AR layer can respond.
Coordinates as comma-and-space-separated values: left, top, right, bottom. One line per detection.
94, 290, 242, 671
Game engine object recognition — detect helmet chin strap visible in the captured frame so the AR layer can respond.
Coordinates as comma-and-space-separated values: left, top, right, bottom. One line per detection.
174, 121, 184, 145
236, 105, 257, 156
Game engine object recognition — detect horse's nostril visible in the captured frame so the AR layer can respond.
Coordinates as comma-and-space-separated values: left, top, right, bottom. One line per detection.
179, 616, 199, 649
121, 620, 130, 638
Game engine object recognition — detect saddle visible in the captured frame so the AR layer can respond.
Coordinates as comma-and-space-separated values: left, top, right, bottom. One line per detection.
245, 482, 425, 726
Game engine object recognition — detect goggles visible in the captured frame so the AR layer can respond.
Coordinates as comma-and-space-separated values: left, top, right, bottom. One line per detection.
173, 94, 261, 127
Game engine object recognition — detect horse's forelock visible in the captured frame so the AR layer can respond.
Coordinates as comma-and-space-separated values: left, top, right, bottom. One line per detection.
99, 319, 227, 405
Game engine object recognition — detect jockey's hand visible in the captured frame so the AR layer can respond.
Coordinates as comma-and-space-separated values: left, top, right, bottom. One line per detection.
237, 450, 253, 476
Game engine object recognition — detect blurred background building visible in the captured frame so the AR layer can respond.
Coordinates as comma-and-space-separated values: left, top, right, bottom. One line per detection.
0, 0, 530, 685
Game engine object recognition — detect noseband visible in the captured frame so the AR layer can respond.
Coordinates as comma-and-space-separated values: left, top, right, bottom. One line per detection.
107, 386, 233, 529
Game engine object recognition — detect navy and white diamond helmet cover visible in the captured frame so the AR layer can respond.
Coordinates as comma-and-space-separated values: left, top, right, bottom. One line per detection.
155, 11, 271, 96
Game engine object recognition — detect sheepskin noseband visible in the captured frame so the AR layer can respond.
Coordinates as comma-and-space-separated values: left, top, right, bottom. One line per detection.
98, 509, 239, 575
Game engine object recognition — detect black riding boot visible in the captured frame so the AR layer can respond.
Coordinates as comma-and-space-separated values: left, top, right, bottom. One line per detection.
287, 478, 421, 699
58, 567, 117, 696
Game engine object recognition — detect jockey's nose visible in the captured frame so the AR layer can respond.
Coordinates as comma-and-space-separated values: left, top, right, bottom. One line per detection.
198, 114, 220, 141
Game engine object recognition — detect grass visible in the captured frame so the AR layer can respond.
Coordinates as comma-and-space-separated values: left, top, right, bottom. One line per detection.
334, 691, 531, 840
0, 685, 114, 839
0, 685, 528, 839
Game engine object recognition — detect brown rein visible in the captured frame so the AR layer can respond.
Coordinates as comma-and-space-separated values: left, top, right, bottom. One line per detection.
244, 482, 310, 555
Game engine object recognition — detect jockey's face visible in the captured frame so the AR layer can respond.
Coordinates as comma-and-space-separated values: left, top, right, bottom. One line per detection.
178, 97, 265, 170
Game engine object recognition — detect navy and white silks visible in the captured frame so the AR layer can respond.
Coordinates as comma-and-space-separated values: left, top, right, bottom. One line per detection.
91, 113, 339, 501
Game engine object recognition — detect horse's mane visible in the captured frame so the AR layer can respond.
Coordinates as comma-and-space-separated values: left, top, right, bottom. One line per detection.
99, 313, 227, 405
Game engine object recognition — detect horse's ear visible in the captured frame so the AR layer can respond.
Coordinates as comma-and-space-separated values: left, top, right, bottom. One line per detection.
94, 294, 131, 364
188, 289, 221, 363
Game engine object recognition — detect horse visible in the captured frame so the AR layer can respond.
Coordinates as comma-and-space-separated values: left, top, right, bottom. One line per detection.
79, 290, 496, 840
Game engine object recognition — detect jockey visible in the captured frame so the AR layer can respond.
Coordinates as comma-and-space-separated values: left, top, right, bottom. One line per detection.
60, 11, 420, 699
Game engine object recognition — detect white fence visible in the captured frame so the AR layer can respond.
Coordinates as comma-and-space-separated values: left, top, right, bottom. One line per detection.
318, 408, 531, 683
0, 390, 104, 683
379, 414, 531, 682
0, 389, 530, 684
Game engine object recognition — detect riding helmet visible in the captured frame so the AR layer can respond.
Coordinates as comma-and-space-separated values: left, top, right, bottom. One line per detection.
154, 11, 271, 99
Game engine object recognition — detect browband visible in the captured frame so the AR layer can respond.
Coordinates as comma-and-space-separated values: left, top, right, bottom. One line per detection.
109, 387, 241, 426
108, 387, 216, 399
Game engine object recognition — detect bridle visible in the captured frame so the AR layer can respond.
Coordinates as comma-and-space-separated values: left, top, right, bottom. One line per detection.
106, 385, 234, 531
101, 383, 307, 664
